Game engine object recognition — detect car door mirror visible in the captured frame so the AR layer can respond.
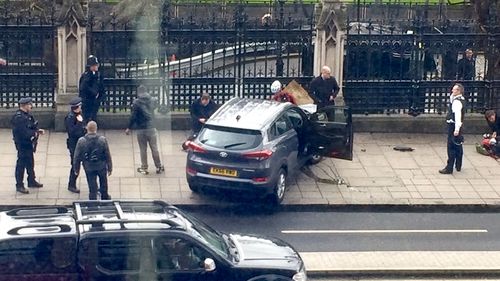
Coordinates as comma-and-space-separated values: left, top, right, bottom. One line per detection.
204, 258, 216, 272
310, 112, 327, 122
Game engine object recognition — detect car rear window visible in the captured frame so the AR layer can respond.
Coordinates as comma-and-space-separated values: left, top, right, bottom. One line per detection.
198, 125, 262, 150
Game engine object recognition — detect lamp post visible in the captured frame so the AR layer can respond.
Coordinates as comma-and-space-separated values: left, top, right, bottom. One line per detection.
275, 0, 285, 77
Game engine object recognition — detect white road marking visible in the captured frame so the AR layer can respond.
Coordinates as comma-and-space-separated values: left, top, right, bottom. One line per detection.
282, 229, 488, 234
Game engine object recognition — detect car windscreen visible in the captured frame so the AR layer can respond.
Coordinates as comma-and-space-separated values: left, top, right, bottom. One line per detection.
198, 125, 262, 150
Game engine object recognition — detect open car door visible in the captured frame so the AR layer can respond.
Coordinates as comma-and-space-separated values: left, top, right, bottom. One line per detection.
308, 106, 353, 161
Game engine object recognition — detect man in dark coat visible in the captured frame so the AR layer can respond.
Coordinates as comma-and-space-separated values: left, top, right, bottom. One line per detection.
182, 93, 218, 151
190, 92, 218, 134
456, 49, 475, 80
73, 121, 112, 200
11, 97, 44, 194
309, 65, 340, 108
79, 55, 105, 123
64, 97, 86, 193
485, 109, 500, 139
125, 85, 164, 175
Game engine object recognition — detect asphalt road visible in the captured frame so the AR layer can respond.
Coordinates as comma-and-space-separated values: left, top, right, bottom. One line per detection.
186, 209, 500, 252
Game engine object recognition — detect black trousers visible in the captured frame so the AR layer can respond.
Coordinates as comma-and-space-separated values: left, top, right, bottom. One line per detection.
15, 148, 36, 188
85, 168, 110, 200
68, 141, 78, 188
82, 98, 99, 123
445, 123, 464, 171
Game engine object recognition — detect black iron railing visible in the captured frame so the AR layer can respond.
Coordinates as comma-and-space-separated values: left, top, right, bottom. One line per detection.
343, 1, 500, 114
89, 0, 315, 113
0, 1, 57, 108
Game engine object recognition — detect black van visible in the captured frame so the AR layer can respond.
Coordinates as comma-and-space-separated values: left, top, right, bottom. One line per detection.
0, 200, 307, 281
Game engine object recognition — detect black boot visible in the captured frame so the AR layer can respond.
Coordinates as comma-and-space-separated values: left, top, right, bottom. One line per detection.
16, 186, 29, 194
28, 181, 43, 188
438, 168, 452, 174
68, 186, 80, 194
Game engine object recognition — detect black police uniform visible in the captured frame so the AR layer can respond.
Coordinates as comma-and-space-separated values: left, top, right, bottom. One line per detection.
65, 97, 86, 192
79, 56, 105, 123
73, 133, 113, 200
442, 95, 466, 173
11, 98, 43, 192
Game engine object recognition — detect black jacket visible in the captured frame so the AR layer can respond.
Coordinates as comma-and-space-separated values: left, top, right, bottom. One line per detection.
190, 99, 218, 132
65, 111, 86, 148
127, 93, 156, 130
79, 68, 105, 101
456, 57, 475, 80
11, 109, 38, 151
309, 75, 340, 104
73, 133, 113, 173
486, 110, 500, 135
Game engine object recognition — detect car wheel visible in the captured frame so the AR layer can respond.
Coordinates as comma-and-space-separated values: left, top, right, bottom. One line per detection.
188, 183, 200, 193
308, 153, 323, 165
272, 168, 287, 205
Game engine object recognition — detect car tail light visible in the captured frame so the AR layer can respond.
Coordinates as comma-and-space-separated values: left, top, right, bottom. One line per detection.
252, 177, 268, 183
187, 141, 206, 153
186, 167, 197, 176
243, 150, 273, 160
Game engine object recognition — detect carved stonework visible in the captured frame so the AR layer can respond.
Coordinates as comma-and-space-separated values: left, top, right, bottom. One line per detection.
314, 0, 348, 104
56, 0, 87, 96
57, 0, 86, 26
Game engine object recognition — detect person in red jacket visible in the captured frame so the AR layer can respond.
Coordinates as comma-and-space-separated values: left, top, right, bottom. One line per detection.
270, 80, 297, 104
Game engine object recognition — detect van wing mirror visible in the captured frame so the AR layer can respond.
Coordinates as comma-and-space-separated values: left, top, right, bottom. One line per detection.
204, 258, 216, 272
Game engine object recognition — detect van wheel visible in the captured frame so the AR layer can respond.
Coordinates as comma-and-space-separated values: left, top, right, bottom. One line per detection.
272, 169, 287, 205
308, 154, 323, 165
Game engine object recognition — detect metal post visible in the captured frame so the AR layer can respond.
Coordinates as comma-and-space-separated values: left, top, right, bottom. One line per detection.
275, 0, 285, 77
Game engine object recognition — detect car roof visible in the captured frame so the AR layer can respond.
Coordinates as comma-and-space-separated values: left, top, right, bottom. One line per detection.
73, 201, 187, 234
0, 206, 77, 239
206, 97, 292, 131
0, 201, 189, 239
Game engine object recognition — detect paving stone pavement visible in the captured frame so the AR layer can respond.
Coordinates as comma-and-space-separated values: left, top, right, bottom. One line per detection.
1, 128, 499, 206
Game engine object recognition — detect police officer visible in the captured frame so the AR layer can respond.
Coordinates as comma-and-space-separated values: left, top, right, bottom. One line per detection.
65, 97, 86, 193
11, 97, 44, 194
79, 55, 105, 123
73, 121, 112, 200
439, 83, 466, 174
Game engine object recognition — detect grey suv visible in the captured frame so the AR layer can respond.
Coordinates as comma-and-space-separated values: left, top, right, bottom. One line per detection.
186, 98, 353, 204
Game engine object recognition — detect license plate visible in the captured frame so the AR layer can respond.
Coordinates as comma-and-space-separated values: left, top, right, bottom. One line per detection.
210, 167, 238, 177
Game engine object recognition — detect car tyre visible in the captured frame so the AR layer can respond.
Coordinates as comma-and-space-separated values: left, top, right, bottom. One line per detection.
308, 154, 323, 165
271, 168, 287, 205
188, 183, 200, 193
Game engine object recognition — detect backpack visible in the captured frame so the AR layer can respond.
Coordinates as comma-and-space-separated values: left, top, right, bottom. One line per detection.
84, 136, 102, 163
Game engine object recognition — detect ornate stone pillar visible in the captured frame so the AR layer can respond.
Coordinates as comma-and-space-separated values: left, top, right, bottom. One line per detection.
314, 0, 347, 105
54, 0, 87, 131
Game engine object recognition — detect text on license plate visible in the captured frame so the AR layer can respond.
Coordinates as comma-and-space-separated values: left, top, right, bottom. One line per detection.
210, 167, 238, 177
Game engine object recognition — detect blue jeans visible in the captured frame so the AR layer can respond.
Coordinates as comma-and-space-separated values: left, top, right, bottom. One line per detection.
85, 168, 110, 200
